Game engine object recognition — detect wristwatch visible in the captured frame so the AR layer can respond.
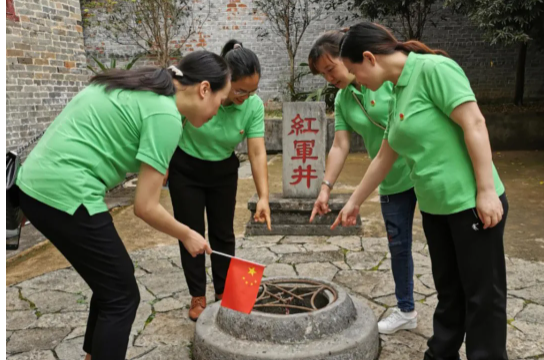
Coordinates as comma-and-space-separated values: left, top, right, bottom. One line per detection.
322, 180, 333, 190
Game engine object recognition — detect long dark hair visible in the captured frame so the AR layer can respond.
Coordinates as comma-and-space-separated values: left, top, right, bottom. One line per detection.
340, 22, 449, 63
220, 39, 261, 82
308, 29, 348, 75
90, 50, 230, 96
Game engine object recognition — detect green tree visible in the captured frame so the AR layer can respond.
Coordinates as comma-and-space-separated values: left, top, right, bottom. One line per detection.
337, 0, 444, 40
254, 0, 343, 100
446, 0, 544, 105
82, 0, 210, 66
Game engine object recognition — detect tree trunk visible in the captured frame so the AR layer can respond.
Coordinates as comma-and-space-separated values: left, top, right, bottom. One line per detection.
288, 51, 295, 101
514, 42, 527, 106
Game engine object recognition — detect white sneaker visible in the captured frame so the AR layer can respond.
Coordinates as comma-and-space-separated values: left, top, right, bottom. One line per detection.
6, 228, 20, 238
378, 308, 417, 334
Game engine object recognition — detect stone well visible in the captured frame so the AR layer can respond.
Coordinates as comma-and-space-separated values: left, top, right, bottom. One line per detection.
194, 277, 379, 360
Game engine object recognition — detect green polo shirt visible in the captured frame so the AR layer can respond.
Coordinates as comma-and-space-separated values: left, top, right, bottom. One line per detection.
385, 52, 505, 215
335, 82, 413, 195
180, 94, 265, 161
17, 85, 182, 216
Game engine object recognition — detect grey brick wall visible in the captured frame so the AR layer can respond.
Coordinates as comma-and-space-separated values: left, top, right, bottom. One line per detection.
83, 0, 544, 104
83, 0, 344, 105
7, 0, 544, 149
6, 0, 88, 151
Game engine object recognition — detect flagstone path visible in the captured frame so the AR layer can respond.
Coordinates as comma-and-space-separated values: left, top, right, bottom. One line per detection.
6, 236, 544, 359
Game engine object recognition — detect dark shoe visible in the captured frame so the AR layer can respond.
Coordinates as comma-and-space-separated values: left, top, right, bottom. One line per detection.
189, 296, 206, 322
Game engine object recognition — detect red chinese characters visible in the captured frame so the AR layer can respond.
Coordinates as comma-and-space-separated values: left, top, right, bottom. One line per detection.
288, 114, 320, 189
292, 140, 318, 164
288, 114, 318, 136
290, 165, 318, 188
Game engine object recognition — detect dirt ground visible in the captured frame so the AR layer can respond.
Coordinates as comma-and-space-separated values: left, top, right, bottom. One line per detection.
6, 151, 544, 285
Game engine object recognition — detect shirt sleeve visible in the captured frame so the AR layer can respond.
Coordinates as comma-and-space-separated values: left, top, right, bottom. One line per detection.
136, 113, 182, 175
334, 91, 353, 132
246, 98, 265, 138
424, 59, 477, 117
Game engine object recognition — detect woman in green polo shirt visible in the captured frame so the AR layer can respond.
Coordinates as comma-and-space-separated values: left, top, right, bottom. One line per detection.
307, 30, 418, 335
335, 22, 508, 360
167, 40, 270, 321
16, 51, 231, 360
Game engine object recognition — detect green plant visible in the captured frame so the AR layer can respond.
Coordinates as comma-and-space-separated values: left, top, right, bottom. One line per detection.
305, 82, 339, 112
87, 54, 142, 74
289, 63, 339, 111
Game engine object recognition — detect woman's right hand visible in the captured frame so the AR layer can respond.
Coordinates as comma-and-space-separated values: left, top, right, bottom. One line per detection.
331, 200, 360, 229
310, 187, 332, 223
181, 229, 212, 257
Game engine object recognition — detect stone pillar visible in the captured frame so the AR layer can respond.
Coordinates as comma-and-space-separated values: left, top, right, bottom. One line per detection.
246, 102, 362, 236
282, 102, 327, 198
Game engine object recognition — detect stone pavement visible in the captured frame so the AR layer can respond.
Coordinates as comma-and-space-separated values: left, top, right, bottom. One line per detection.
6, 236, 544, 359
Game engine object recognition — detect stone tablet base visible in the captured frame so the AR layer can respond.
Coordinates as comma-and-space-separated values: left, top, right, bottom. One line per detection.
246, 193, 362, 236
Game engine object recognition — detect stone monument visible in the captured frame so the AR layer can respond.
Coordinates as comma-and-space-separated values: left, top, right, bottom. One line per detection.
246, 102, 362, 235
194, 277, 379, 360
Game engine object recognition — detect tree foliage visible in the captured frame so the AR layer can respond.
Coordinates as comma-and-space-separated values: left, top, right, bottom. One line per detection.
446, 0, 544, 45
446, 0, 544, 104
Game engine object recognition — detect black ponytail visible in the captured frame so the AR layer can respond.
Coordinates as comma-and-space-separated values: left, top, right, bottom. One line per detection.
220, 39, 261, 82
90, 50, 230, 96
340, 22, 449, 63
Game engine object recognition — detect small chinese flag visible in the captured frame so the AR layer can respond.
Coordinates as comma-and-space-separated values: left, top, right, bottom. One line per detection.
221, 258, 265, 314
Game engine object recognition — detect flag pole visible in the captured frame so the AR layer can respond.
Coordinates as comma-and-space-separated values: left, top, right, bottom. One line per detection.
211, 250, 265, 267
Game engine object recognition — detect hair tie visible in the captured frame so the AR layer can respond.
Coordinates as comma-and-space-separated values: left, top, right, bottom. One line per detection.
168, 65, 183, 77
233, 43, 242, 49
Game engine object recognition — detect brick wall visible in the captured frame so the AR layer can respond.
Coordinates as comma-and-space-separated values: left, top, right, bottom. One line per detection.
6, 0, 88, 151
83, 0, 344, 106
6, 0, 544, 149
84, 0, 544, 104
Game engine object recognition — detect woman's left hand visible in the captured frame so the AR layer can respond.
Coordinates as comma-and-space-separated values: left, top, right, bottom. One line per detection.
476, 189, 503, 229
254, 198, 272, 231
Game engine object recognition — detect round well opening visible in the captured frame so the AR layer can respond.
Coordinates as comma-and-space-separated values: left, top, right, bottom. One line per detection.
253, 279, 338, 315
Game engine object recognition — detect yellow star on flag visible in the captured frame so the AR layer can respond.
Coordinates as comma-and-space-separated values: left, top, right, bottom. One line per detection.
248, 267, 257, 276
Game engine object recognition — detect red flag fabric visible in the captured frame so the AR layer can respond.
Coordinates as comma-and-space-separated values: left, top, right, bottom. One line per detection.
221, 257, 265, 314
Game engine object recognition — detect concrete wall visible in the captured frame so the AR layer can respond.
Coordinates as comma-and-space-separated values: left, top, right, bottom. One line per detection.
6, 0, 88, 151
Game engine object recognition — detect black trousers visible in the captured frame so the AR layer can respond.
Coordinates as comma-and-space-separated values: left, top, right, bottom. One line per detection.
19, 191, 139, 360
168, 148, 239, 297
422, 194, 509, 360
